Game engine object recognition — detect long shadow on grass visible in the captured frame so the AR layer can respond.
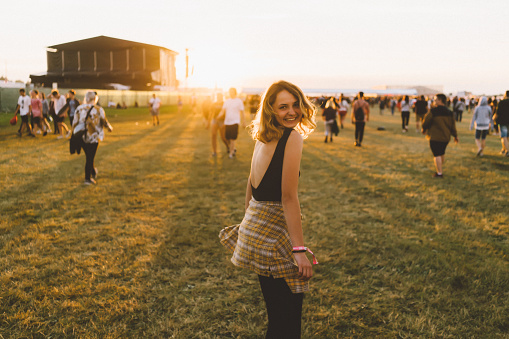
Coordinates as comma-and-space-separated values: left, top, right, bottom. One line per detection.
0, 113, 190, 241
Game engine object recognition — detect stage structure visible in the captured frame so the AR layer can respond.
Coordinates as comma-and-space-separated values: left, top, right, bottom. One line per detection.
30, 36, 178, 90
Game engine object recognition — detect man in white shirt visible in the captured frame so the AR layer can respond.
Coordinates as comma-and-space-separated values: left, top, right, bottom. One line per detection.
14, 88, 34, 137
52, 89, 70, 139
149, 94, 161, 126
218, 88, 245, 158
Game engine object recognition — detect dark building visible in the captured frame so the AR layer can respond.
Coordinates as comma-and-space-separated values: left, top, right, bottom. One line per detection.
30, 35, 178, 90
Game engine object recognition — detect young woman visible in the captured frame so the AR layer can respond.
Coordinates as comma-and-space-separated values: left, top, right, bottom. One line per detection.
322, 97, 338, 143
208, 93, 228, 156
470, 96, 493, 156
72, 91, 113, 185
30, 90, 47, 136
220, 81, 317, 338
40, 92, 52, 133
400, 95, 411, 133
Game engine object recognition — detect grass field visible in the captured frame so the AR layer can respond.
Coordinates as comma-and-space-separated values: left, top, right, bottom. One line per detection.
1, 104, 508, 338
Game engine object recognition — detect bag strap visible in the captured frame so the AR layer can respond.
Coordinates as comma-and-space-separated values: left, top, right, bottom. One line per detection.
85, 105, 95, 121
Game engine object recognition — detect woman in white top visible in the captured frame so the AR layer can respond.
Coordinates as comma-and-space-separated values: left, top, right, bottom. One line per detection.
400, 95, 411, 133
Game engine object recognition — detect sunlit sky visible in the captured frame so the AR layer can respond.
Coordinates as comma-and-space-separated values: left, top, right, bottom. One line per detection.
1, 0, 508, 94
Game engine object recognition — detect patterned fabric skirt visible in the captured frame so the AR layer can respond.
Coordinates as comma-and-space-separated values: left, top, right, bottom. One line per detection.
219, 198, 309, 293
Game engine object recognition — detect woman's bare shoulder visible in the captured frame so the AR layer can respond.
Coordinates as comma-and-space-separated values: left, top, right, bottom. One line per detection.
287, 130, 303, 147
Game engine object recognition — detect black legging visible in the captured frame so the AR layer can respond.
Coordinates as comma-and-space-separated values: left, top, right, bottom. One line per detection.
83, 142, 98, 180
355, 122, 365, 145
258, 275, 303, 339
401, 111, 410, 129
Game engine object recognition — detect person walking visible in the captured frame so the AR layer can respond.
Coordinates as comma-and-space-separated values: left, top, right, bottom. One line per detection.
469, 96, 493, 157
390, 98, 396, 116
414, 95, 428, 132
351, 91, 369, 147
30, 90, 47, 136
66, 90, 80, 126
71, 91, 113, 185
379, 97, 386, 115
337, 94, 349, 129
322, 97, 338, 143
208, 93, 228, 156
40, 92, 52, 133
52, 89, 70, 139
219, 80, 317, 338
149, 93, 161, 126
454, 98, 466, 122
218, 88, 245, 159
400, 95, 411, 133
494, 90, 509, 156
421, 94, 459, 178
13, 88, 34, 138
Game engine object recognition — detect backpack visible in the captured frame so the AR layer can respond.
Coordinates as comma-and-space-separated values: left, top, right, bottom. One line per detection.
354, 105, 365, 121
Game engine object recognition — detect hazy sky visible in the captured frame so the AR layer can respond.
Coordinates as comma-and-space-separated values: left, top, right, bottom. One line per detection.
1, 0, 507, 94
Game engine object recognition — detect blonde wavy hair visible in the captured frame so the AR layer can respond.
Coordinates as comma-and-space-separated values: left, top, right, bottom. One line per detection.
250, 81, 317, 143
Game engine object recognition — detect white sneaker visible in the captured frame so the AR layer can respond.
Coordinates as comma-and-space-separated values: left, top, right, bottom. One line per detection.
57, 135, 64, 139
36, 130, 42, 134
66, 131, 71, 138
84, 178, 97, 185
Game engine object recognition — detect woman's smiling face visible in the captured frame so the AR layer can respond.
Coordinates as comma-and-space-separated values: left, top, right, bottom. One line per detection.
273, 90, 302, 128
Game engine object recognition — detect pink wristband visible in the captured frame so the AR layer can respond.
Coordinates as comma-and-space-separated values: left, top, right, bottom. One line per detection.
292, 246, 318, 265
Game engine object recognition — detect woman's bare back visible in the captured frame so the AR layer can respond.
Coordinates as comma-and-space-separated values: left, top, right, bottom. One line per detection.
250, 140, 279, 189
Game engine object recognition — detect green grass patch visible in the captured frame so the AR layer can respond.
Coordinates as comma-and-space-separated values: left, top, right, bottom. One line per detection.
1, 106, 508, 338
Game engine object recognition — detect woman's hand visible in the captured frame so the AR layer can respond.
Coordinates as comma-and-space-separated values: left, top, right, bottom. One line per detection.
294, 252, 313, 280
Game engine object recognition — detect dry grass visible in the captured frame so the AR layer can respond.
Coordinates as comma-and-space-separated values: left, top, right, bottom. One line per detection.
1, 105, 508, 338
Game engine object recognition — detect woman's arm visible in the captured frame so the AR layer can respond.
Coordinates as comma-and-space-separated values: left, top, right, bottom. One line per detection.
281, 131, 312, 280
245, 175, 252, 211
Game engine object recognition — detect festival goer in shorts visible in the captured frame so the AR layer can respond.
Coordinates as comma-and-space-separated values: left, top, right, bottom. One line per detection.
52, 89, 70, 139
351, 91, 369, 147
218, 88, 245, 159
208, 93, 228, 156
14, 89, 34, 138
40, 92, 52, 133
421, 94, 459, 178
322, 97, 338, 143
400, 95, 411, 133
469, 96, 493, 157
72, 91, 113, 185
494, 90, 509, 156
30, 90, 47, 136
414, 95, 428, 132
338, 94, 349, 129
219, 80, 317, 338
149, 93, 161, 126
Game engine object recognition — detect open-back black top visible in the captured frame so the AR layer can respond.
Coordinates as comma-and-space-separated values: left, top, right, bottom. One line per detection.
251, 128, 293, 202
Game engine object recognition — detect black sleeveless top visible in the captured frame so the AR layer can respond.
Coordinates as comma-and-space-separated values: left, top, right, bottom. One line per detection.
251, 128, 293, 202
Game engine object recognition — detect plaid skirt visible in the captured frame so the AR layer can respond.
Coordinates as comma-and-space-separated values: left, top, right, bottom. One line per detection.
219, 198, 309, 293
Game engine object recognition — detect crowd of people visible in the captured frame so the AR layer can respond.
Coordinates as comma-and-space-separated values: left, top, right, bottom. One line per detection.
311, 91, 509, 177
7, 82, 509, 337
13, 88, 81, 139
12, 88, 113, 185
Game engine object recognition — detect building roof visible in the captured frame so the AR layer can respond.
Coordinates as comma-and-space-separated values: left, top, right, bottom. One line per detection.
47, 35, 178, 54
